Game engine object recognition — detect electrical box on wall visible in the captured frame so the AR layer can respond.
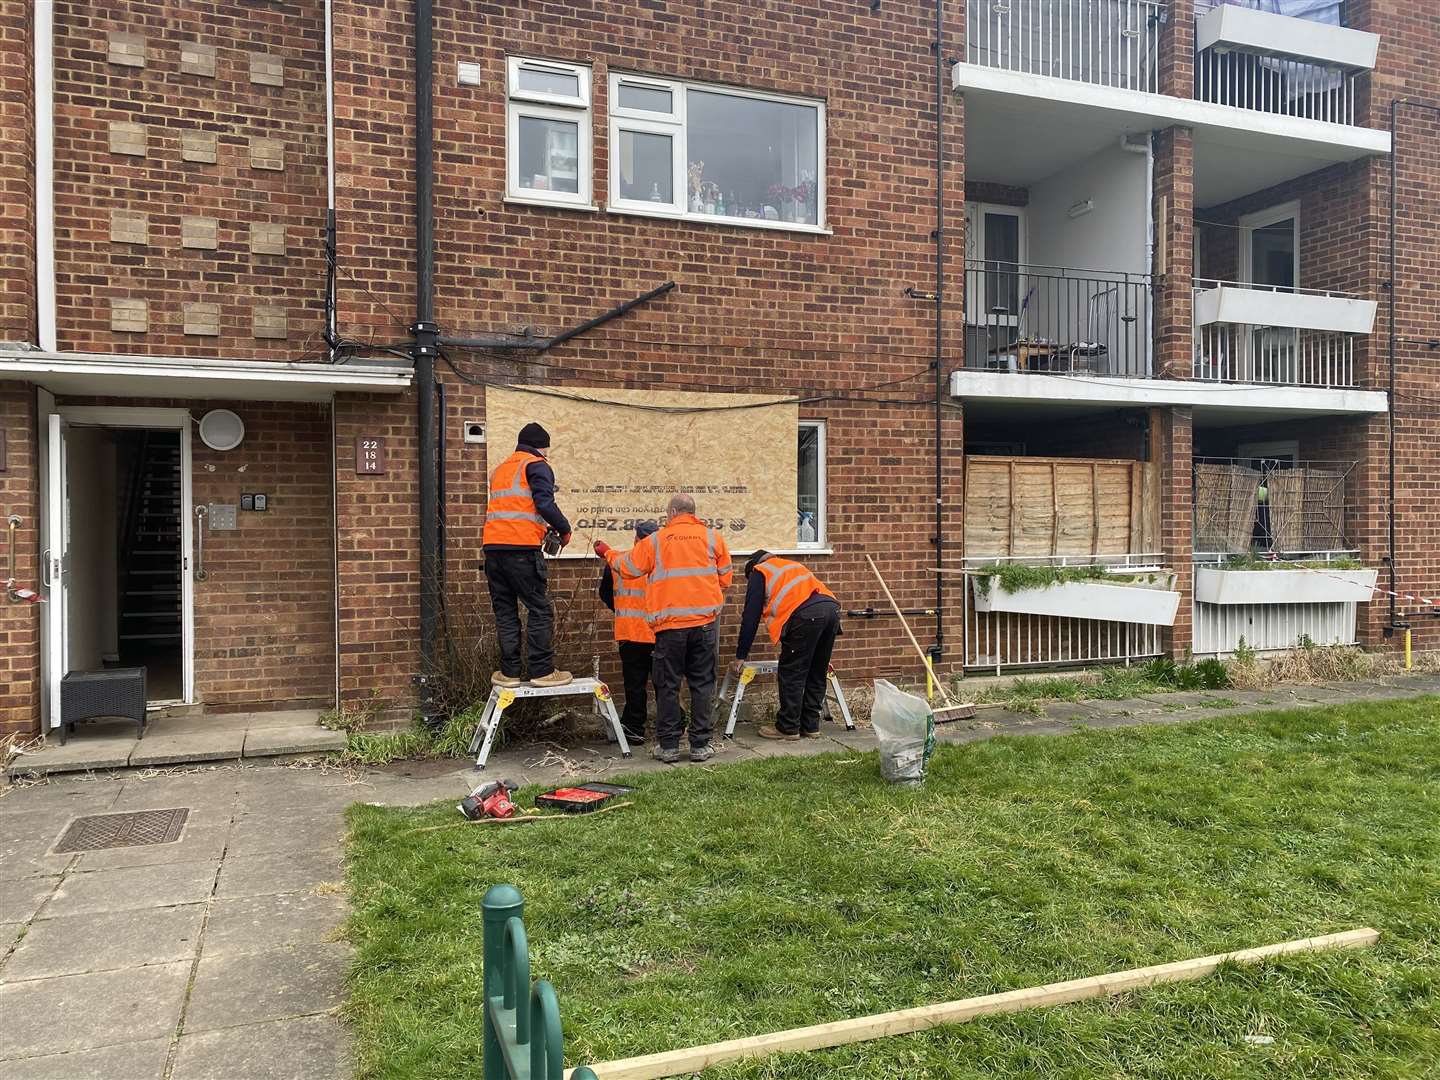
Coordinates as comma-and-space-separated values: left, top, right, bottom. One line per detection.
240, 493, 269, 512
464, 421, 486, 445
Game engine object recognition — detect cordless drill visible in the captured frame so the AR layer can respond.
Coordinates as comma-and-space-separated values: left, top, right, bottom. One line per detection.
458, 779, 520, 820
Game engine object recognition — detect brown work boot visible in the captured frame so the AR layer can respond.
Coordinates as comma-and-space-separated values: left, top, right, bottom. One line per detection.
529, 670, 573, 688
756, 725, 800, 742
491, 671, 522, 688
801, 729, 823, 739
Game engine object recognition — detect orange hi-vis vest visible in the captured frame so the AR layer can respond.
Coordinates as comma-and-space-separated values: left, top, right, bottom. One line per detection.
617, 513, 733, 632
755, 556, 835, 643
482, 450, 547, 547
609, 562, 655, 644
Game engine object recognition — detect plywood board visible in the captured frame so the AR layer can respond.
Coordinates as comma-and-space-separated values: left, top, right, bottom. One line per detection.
485, 386, 799, 552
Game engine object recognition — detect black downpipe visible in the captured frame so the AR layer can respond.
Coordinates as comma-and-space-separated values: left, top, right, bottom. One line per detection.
930, 0, 946, 663
413, 0, 440, 722
324, 209, 339, 360
436, 379, 447, 596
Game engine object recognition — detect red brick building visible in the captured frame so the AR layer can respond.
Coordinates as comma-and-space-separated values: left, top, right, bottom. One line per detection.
2, 0, 1436, 737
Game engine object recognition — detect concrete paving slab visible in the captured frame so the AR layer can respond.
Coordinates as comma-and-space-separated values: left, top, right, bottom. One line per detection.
1, 921, 23, 954
234, 709, 328, 730
5, 903, 206, 981
74, 822, 231, 872
129, 729, 247, 768
243, 726, 346, 758
6, 736, 137, 777
44, 861, 217, 919
203, 891, 348, 958
215, 848, 343, 900
0, 1037, 172, 1079
0, 961, 190, 1059
172, 1014, 350, 1080
0, 876, 60, 926
0, 810, 63, 845
0, 780, 125, 817
184, 942, 352, 1032
226, 813, 345, 856
0, 836, 74, 881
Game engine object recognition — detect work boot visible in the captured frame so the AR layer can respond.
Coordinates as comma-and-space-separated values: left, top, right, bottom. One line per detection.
529, 670, 572, 688
653, 745, 681, 764
689, 743, 715, 763
491, 671, 522, 688
756, 725, 800, 742
801, 729, 823, 739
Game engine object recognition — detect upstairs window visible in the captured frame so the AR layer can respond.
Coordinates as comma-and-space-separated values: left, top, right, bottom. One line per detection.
608, 73, 825, 231
506, 57, 591, 207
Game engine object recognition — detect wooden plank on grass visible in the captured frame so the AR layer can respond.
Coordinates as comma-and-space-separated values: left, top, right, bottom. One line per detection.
567, 929, 1379, 1080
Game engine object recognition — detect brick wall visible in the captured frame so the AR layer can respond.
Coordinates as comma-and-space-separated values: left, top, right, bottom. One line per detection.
0, 0, 35, 343
0, 386, 41, 736
50, 0, 328, 357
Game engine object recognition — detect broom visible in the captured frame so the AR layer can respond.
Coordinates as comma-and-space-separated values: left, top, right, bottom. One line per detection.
865, 554, 975, 723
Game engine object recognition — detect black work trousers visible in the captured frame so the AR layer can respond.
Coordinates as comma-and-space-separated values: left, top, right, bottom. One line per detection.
617, 640, 654, 742
651, 622, 717, 750
774, 600, 841, 735
484, 548, 554, 679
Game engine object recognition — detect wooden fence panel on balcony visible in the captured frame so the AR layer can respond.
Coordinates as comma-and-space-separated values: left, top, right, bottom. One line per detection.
964, 456, 1148, 558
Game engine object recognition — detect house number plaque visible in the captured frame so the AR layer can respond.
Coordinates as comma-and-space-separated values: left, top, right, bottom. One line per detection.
355, 436, 386, 474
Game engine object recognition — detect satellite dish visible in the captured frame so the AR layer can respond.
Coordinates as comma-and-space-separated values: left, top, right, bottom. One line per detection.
198, 410, 245, 452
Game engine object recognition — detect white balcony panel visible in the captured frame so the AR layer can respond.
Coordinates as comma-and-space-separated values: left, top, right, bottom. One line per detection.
972, 575, 1182, 625
1193, 599, 1358, 656
1196, 5, 1379, 71
1194, 567, 1378, 605
1193, 286, 1377, 334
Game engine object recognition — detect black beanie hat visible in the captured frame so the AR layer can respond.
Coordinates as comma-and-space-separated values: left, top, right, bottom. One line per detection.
635, 520, 660, 540
744, 550, 772, 576
518, 422, 551, 449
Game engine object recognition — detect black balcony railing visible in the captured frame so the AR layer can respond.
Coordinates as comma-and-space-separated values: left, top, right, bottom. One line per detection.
964, 261, 1154, 378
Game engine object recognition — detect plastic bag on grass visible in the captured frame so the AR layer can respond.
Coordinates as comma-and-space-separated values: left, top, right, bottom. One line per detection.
870, 679, 936, 786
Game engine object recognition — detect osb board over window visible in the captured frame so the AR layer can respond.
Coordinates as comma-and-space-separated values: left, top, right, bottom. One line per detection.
964, 456, 1154, 558
485, 386, 798, 552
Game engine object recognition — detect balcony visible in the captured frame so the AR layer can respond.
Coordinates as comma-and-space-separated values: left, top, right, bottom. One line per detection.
965, 261, 1153, 378
1194, 2, 1379, 127
1192, 280, 1377, 388
965, 0, 1165, 93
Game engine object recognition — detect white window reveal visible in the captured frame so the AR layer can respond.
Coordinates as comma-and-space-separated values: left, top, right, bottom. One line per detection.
797, 421, 827, 548
608, 73, 825, 232
506, 57, 591, 208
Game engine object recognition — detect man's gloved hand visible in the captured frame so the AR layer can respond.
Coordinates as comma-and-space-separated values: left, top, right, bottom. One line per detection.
594, 540, 612, 558
560, 532, 573, 547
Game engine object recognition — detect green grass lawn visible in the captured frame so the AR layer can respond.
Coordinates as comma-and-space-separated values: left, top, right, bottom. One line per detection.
344, 698, 1440, 1079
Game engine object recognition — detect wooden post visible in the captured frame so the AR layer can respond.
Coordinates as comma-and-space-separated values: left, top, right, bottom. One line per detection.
1090, 462, 1100, 556
1049, 462, 1059, 555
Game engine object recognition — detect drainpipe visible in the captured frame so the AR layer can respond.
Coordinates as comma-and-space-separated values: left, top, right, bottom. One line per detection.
323, 0, 338, 360
413, 0, 440, 722
930, 0, 947, 664
35, 1, 56, 351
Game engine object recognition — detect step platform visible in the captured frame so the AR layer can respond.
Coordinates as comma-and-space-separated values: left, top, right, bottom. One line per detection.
717, 661, 856, 738
468, 677, 632, 770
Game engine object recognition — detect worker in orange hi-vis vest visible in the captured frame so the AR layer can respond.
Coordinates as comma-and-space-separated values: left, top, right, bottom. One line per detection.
595, 519, 660, 745
481, 422, 573, 689
595, 493, 732, 765
733, 551, 840, 741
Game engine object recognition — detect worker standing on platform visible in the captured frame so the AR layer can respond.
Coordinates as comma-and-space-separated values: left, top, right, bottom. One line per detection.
482, 422, 572, 689
595, 519, 660, 745
733, 551, 840, 741
596, 494, 731, 764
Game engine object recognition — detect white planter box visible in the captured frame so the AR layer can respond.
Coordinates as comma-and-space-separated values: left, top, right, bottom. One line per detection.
1196, 5, 1379, 72
1194, 566, 1378, 606
1193, 286, 1377, 336
972, 573, 1181, 626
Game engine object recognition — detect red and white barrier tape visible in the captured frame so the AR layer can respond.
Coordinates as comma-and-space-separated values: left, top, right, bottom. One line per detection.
1260, 556, 1439, 609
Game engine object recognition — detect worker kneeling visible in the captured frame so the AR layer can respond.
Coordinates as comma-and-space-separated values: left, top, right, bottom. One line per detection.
597, 494, 731, 764
734, 551, 840, 741
596, 520, 660, 745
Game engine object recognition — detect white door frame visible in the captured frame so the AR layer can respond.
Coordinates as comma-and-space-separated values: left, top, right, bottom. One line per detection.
53, 406, 195, 706
1238, 200, 1300, 288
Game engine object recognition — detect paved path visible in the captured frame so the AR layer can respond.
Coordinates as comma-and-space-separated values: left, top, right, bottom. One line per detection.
1, 673, 1435, 1078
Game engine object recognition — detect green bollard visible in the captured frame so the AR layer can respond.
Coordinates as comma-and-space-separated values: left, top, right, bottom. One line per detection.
482, 884, 524, 1080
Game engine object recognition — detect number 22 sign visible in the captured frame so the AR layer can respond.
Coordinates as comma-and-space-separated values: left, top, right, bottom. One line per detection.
355, 436, 386, 475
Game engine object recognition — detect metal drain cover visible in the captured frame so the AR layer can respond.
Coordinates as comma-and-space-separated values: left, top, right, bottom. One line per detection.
53, 808, 190, 853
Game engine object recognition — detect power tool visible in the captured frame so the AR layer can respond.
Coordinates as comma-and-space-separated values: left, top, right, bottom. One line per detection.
458, 778, 520, 820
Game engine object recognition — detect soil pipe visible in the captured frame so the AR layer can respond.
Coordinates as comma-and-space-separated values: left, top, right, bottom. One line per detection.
930, 0, 947, 664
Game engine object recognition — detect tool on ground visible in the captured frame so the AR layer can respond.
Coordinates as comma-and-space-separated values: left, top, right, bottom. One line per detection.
864, 554, 975, 722
717, 660, 856, 737
459, 778, 520, 820
407, 801, 634, 834
468, 677, 633, 769
536, 782, 633, 813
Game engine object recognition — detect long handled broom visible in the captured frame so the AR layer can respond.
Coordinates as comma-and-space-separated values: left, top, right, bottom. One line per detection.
864, 554, 975, 722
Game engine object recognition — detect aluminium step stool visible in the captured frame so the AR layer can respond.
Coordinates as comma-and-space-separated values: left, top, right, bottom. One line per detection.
469, 677, 632, 770
717, 660, 856, 738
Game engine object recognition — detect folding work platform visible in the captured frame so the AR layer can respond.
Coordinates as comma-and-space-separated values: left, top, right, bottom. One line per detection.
717, 660, 856, 738
469, 678, 632, 770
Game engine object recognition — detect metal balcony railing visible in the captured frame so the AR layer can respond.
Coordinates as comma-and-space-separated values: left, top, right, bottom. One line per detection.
965, 261, 1153, 378
965, 0, 1165, 93
1192, 281, 1361, 388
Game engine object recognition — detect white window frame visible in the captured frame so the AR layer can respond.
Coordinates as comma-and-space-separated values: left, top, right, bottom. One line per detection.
606, 72, 827, 234
1238, 200, 1300, 289
797, 420, 827, 550
506, 57, 592, 208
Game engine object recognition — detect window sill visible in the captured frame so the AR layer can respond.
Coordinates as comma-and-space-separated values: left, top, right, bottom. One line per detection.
504, 195, 601, 213
606, 204, 832, 236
